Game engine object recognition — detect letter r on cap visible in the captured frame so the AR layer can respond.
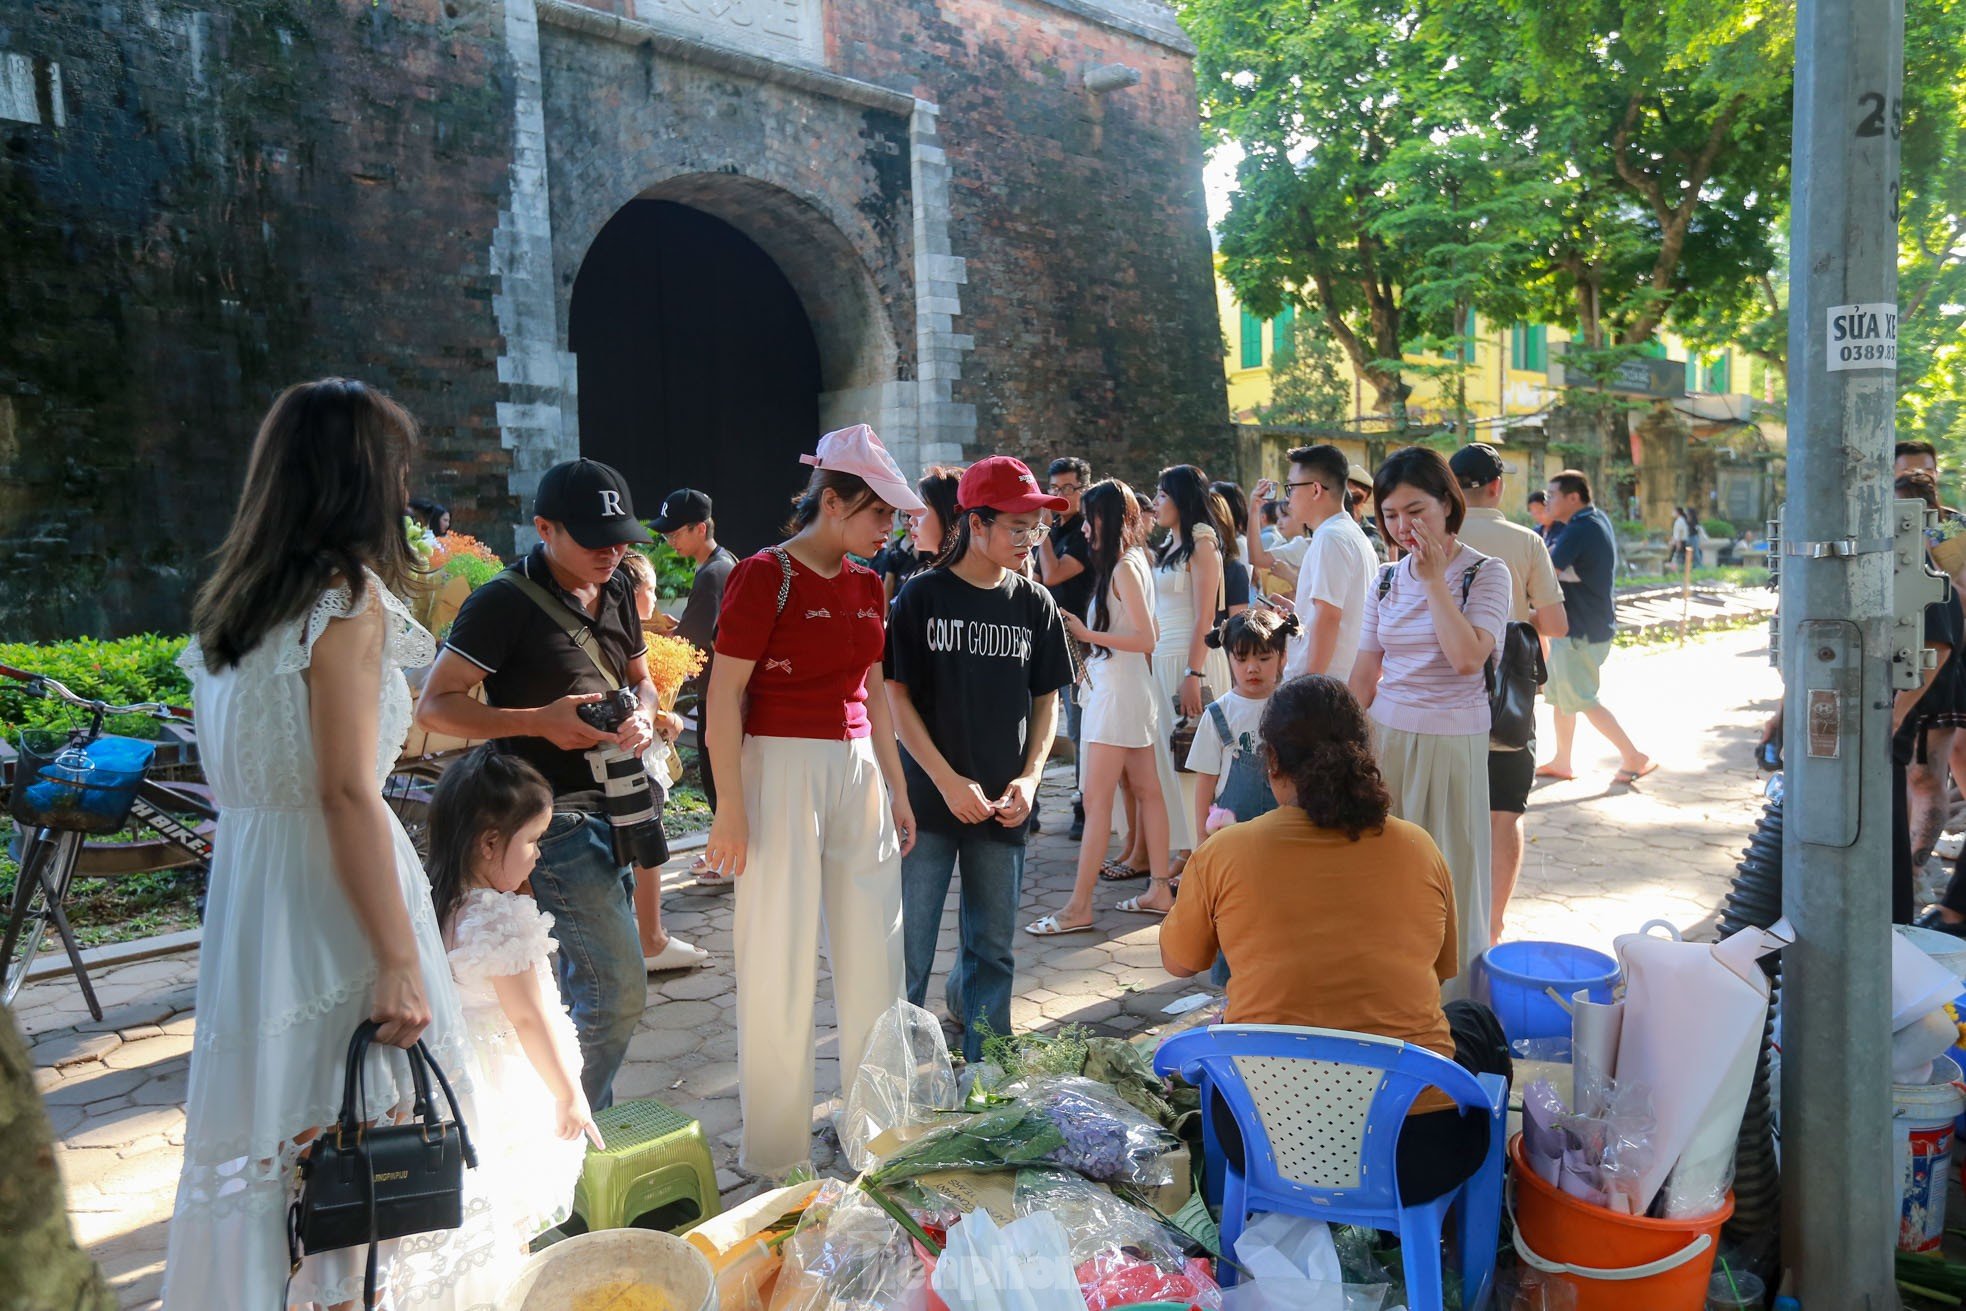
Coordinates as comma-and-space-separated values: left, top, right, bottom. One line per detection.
599, 490, 624, 517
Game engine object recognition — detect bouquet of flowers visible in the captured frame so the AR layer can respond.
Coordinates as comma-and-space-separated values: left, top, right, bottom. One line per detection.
864, 1078, 1177, 1190
644, 633, 708, 708
1929, 512, 1966, 578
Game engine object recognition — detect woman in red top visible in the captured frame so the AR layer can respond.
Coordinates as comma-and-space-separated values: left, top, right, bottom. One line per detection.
703, 425, 925, 1177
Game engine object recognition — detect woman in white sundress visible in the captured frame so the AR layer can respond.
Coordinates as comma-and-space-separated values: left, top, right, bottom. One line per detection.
163, 379, 501, 1311
1144, 465, 1234, 901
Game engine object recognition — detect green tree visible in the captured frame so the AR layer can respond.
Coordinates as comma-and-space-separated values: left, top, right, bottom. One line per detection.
1255, 310, 1353, 427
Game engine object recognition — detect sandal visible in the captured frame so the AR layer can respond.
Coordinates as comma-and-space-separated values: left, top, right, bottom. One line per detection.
1612, 761, 1660, 786
1025, 913, 1096, 937
1099, 859, 1149, 882
690, 856, 734, 885
1117, 878, 1175, 918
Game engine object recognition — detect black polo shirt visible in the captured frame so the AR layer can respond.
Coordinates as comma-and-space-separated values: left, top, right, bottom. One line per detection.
443, 545, 648, 806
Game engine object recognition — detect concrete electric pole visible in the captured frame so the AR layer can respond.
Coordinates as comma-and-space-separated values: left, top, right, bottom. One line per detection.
1781, 0, 1912, 1299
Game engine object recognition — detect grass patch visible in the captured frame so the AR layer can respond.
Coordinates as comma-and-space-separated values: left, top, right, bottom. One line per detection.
1619, 566, 1771, 590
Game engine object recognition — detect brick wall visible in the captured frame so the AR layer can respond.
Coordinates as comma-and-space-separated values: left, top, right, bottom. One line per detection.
0, 0, 1225, 639
0, 1, 515, 638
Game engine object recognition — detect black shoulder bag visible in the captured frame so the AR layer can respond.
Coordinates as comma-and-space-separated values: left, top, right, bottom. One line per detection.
288, 1020, 478, 1306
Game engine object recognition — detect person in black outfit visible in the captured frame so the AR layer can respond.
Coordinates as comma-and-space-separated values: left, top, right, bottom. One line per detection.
1038, 457, 1095, 838
1891, 471, 1965, 926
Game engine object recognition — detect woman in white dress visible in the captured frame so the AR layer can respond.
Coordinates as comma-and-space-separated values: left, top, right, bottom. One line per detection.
1030, 480, 1176, 935
164, 379, 500, 1311
1144, 465, 1234, 906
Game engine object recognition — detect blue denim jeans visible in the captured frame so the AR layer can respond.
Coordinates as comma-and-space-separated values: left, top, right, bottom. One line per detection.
901, 827, 1024, 1064
530, 811, 647, 1110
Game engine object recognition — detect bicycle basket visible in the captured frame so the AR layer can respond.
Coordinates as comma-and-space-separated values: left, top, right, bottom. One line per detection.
9, 731, 155, 834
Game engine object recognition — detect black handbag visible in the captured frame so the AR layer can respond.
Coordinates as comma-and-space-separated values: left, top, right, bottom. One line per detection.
288, 1020, 478, 1306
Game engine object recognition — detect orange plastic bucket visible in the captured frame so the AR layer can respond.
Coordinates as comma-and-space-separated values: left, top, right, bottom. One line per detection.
1508, 1136, 1733, 1311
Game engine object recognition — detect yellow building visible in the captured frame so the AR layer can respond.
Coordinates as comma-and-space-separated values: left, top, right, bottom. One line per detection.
1217, 270, 1783, 527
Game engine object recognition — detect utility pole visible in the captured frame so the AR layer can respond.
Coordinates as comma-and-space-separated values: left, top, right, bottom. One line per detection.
1781, 0, 1907, 1298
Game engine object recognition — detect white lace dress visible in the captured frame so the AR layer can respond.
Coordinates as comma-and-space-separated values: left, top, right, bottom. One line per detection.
1151, 527, 1232, 851
163, 575, 504, 1311
444, 888, 586, 1270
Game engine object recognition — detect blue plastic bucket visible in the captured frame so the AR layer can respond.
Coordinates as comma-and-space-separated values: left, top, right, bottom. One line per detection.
1476, 941, 1620, 1043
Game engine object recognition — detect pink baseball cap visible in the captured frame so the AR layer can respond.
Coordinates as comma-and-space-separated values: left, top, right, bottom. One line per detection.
799, 424, 927, 513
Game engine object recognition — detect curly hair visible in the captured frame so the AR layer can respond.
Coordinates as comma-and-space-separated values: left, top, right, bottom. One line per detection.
1260, 676, 1390, 840
1206, 606, 1301, 659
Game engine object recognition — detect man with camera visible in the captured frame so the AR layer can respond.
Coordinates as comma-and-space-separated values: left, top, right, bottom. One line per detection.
416, 458, 673, 1110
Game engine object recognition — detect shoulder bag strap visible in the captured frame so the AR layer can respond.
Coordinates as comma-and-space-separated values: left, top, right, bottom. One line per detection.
496, 569, 621, 691
765, 546, 794, 617
1207, 699, 1234, 747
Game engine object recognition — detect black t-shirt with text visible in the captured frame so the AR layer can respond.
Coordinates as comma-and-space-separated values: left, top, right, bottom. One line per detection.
884, 567, 1076, 844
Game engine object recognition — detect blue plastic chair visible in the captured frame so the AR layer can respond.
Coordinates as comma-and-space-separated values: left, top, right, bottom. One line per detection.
1154, 1024, 1507, 1310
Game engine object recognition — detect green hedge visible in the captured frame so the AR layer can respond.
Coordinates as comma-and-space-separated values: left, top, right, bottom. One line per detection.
0, 634, 192, 742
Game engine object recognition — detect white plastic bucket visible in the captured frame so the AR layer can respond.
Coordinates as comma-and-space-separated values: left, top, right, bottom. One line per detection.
1894, 1053, 1966, 1253
1897, 924, 1966, 985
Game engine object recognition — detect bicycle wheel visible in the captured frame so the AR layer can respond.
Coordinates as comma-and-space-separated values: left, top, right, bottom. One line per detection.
2, 828, 81, 1005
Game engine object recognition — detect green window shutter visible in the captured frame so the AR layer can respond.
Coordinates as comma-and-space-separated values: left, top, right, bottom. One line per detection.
1641, 338, 1668, 359
1273, 305, 1296, 361
1707, 354, 1731, 393
1686, 357, 1699, 389
1527, 325, 1547, 371
1510, 324, 1526, 371
1240, 308, 1264, 369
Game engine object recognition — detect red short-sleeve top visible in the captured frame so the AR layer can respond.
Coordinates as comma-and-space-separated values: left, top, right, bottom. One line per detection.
715, 550, 887, 740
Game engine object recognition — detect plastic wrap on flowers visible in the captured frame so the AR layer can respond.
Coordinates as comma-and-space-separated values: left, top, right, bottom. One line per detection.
866, 1079, 1179, 1190
767, 1180, 929, 1311
839, 1000, 962, 1172
1001, 1077, 1181, 1187
1011, 1169, 1221, 1311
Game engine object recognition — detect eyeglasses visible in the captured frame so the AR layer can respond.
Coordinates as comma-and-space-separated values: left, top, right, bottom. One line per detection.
1282, 479, 1329, 494
993, 523, 1051, 545
1047, 483, 1083, 495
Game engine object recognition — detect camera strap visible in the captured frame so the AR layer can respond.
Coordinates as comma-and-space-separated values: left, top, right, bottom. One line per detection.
496, 569, 623, 691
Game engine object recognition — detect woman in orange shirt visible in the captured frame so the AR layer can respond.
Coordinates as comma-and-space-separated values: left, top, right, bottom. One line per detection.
1159, 674, 1511, 1202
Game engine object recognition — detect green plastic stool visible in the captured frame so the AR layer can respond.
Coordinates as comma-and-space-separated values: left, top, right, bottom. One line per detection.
571, 1098, 723, 1233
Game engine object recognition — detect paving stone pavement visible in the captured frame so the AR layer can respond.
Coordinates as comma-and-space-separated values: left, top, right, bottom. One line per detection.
15, 626, 1781, 1309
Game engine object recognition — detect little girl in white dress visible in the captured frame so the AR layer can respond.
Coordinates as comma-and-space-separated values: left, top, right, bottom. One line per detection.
426, 746, 600, 1279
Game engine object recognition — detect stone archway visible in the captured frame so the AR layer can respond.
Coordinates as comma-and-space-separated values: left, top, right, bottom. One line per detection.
565, 174, 906, 555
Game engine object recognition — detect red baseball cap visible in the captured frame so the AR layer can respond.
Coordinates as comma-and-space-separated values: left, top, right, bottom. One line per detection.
957, 456, 1069, 514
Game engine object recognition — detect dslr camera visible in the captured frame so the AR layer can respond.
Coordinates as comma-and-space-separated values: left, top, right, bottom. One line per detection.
576, 687, 670, 869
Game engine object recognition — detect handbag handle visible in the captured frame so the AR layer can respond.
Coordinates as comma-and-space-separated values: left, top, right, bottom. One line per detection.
335, 1020, 478, 1169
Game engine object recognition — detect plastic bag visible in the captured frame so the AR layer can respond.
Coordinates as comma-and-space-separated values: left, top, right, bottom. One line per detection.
1001, 1076, 1181, 1186
1010, 1169, 1221, 1310
1234, 1212, 1341, 1285
839, 1000, 962, 1173
768, 1180, 929, 1311
932, 1210, 1085, 1311
1219, 1281, 1388, 1311
868, 1079, 1180, 1189
1486, 1264, 1579, 1311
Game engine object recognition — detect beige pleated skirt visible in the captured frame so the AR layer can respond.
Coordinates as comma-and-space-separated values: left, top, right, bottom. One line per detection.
1372, 722, 1492, 1000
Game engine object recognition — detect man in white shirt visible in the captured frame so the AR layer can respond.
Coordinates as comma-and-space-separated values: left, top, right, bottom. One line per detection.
1257, 444, 1377, 681
1450, 444, 1570, 940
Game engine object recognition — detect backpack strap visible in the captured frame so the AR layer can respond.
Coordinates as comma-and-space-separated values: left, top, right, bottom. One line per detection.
1375, 562, 1397, 601
495, 567, 622, 691
1206, 699, 1235, 748
1458, 559, 1483, 608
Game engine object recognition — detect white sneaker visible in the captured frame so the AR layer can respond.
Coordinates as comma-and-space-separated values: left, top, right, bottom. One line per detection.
644, 938, 711, 972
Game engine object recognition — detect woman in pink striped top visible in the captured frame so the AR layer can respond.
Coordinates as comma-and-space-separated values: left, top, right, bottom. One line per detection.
1348, 447, 1513, 994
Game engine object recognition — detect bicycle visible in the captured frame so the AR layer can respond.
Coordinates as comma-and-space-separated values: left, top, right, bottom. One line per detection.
0, 663, 215, 1016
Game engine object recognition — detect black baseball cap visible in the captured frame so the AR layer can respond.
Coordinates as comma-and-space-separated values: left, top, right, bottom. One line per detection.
649, 488, 712, 533
533, 458, 652, 549
1449, 443, 1513, 489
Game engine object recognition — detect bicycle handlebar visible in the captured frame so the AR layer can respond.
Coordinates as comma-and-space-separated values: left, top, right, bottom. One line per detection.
0, 662, 191, 721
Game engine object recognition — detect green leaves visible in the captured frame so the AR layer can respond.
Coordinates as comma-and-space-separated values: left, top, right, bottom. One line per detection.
0, 635, 192, 743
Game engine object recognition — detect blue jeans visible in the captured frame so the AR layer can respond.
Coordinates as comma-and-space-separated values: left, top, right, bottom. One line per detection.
900, 827, 1024, 1064
530, 811, 647, 1110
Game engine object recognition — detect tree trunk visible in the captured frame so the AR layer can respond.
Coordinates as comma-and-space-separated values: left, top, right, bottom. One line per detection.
0, 1004, 115, 1311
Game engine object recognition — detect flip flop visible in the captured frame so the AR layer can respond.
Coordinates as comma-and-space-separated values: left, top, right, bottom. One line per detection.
1115, 896, 1170, 918
1025, 914, 1096, 937
1099, 860, 1149, 882
1613, 762, 1661, 786
1533, 766, 1575, 781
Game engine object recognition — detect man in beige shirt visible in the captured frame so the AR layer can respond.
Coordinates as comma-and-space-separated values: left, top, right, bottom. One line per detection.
1450, 444, 1569, 940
